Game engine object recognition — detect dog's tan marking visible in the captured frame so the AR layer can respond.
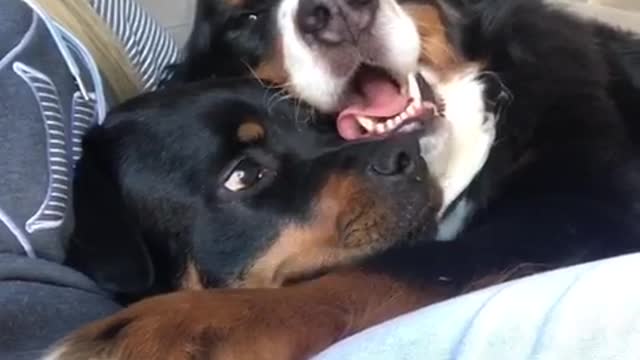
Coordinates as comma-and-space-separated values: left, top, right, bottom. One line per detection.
402, 4, 461, 71
237, 121, 265, 143
224, 0, 245, 7
179, 260, 204, 290
254, 37, 290, 85
235, 175, 394, 288
46, 270, 454, 360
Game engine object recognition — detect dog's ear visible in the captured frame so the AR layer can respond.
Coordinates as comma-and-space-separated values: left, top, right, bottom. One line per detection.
64, 127, 154, 296
170, 0, 220, 82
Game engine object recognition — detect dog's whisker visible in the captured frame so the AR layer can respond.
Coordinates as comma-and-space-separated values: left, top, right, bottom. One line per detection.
242, 61, 267, 87
266, 88, 293, 113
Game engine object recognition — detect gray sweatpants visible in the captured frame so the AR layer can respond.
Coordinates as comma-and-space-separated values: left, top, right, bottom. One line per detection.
0, 255, 120, 359
0, 1, 179, 358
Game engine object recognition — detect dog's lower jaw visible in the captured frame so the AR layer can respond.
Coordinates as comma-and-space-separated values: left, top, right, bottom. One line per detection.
418, 65, 496, 241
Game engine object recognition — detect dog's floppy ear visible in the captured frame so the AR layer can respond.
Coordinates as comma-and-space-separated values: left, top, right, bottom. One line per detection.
170, 0, 220, 82
64, 127, 154, 296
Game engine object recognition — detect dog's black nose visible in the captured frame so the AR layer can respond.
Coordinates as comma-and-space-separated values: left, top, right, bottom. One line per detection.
296, 0, 378, 44
370, 141, 424, 178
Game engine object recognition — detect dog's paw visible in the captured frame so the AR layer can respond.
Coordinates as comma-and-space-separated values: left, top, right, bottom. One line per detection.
44, 289, 345, 360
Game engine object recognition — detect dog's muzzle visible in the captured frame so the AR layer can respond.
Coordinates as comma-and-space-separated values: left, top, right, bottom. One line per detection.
296, 0, 379, 45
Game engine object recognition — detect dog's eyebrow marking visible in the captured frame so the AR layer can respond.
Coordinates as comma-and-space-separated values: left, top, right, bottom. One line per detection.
237, 120, 265, 143
224, 0, 245, 7
253, 38, 289, 85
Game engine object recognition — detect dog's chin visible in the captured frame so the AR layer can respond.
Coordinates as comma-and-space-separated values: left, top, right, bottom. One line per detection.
343, 205, 436, 248
276, 209, 437, 287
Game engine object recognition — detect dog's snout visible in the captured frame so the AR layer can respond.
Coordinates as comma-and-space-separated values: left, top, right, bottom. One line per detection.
297, 0, 332, 35
371, 148, 415, 176
296, 0, 378, 45
368, 139, 426, 179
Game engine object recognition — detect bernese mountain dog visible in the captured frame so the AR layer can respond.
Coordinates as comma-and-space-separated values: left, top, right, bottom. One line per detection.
171, 0, 640, 241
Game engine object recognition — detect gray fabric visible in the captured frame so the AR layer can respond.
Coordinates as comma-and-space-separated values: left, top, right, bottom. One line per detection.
0, 0, 109, 261
0, 265, 120, 360
0, 4, 121, 359
0, 254, 103, 291
0, 1, 180, 358
0, 0, 181, 262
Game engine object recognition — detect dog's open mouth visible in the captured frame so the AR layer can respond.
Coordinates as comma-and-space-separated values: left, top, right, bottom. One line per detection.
337, 65, 440, 140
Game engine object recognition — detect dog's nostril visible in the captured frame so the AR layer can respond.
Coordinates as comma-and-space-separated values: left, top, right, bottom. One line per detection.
397, 152, 412, 172
371, 150, 415, 177
296, 0, 378, 45
346, 0, 373, 8
297, 1, 332, 34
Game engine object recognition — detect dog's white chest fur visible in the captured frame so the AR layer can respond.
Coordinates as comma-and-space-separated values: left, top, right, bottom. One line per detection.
437, 196, 476, 241
419, 68, 497, 241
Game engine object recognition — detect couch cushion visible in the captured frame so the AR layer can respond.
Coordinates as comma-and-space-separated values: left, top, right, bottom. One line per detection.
552, 0, 640, 32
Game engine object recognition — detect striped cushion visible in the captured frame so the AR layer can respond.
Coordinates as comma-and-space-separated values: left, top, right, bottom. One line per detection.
90, 0, 182, 90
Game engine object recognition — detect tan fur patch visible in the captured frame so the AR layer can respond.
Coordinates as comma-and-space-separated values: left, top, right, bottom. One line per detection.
179, 261, 204, 290
402, 3, 461, 71
224, 0, 245, 7
237, 121, 265, 143
253, 37, 290, 85
235, 175, 392, 288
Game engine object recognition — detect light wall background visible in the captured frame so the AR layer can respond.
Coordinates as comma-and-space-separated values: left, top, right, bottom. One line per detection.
136, 0, 640, 47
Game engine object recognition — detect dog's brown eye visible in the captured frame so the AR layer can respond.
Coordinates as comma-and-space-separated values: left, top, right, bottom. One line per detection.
223, 158, 267, 192
229, 13, 260, 31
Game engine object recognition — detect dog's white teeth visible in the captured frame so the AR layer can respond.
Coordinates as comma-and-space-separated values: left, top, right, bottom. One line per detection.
422, 102, 438, 116
407, 103, 418, 117
384, 119, 394, 132
407, 73, 422, 102
356, 116, 375, 132
380, 116, 406, 133
356, 97, 434, 136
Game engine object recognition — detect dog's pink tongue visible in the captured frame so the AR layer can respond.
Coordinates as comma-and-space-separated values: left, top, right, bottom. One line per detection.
337, 74, 410, 140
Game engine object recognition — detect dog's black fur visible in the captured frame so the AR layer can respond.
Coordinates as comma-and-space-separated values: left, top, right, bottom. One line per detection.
168, 0, 280, 82
425, 0, 640, 279
164, 0, 640, 281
